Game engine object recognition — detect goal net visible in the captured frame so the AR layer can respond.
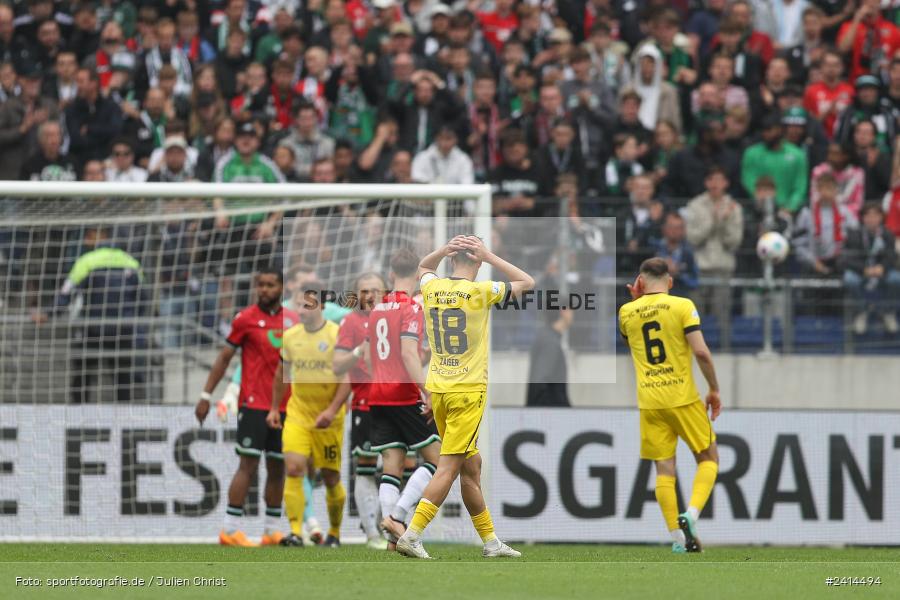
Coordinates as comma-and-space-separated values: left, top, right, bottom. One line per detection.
0, 182, 492, 542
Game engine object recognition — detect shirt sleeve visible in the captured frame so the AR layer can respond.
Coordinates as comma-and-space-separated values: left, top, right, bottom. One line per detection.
481, 280, 510, 306
400, 304, 423, 341
617, 306, 629, 340
225, 312, 246, 348
280, 329, 292, 363
419, 272, 437, 288
335, 318, 356, 351
682, 300, 702, 334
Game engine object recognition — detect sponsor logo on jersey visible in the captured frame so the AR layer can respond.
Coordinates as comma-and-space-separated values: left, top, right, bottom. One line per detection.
318, 341, 329, 352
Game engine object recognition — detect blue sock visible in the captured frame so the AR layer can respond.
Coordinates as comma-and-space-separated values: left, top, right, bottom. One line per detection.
303, 476, 314, 522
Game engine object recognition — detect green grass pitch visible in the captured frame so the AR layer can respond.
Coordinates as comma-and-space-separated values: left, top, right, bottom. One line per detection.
0, 543, 897, 599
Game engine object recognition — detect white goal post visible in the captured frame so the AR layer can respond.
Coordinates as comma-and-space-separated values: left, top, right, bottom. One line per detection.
0, 182, 495, 543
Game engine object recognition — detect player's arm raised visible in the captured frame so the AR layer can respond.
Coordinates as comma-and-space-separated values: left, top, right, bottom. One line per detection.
316, 374, 352, 429
267, 361, 288, 429
686, 330, 721, 421
196, 345, 236, 425
455, 236, 535, 298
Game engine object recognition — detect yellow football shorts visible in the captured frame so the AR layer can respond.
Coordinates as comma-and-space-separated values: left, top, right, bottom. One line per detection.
431, 390, 486, 458
281, 419, 344, 473
639, 401, 716, 461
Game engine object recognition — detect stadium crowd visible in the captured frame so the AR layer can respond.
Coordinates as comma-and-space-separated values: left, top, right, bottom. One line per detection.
2, 0, 900, 338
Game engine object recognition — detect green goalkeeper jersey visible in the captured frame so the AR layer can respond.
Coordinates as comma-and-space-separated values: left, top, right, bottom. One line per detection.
213, 149, 285, 224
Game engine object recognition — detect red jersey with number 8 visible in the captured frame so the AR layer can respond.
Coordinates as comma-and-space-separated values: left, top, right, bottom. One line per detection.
367, 291, 424, 406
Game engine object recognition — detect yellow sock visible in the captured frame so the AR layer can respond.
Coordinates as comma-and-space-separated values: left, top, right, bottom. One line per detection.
409, 498, 439, 534
655, 475, 679, 532
689, 461, 719, 515
325, 482, 346, 538
284, 476, 306, 535
470, 508, 497, 543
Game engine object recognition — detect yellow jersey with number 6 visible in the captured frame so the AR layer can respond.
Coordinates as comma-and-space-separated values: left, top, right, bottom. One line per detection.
420, 274, 509, 394
618, 292, 701, 410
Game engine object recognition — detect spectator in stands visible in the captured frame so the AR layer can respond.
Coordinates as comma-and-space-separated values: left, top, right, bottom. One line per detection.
272, 144, 301, 183
81, 159, 105, 182
147, 136, 193, 182
176, 10, 216, 65
0, 62, 57, 180
601, 133, 644, 199
741, 112, 809, 212
698, 53, 750, 116
648, 120, 682, 185
31, 19, 64, 75
782, 105, 828, 170
325, 51, 378, 150
213, 28, 250, 101
33, 226, 149, 403
686, 0, 728, 58
810, 143, 865, 215
685, 167, 744, 340
44, 50, 77, 108
754, 0, 807, 50
644, 8, 697, 88
136, 18, 192, 101
662, 118, 740, 199
411, 125, 474, 185
834, 75, 896, 151
840, 203, 900, 335
785, 7, 827, 84
19, 120, 77, 181
795, 173, 858, 277
803, 49, 854, 139
559, 47, 617, 134
723, 106, 752, 155
0, 5, 13, 65
122, 87, 168, 166
65, 67, 123, 162
654, 212, 699, 297
490, 128, 541, 217
627, 44, 683, 133
613, 89, 653, 151
535, 119, 586, 197
356, 117, 400, 182
707, 17, 764, 92
384, 149, 414, 184
723, 0, 775, 65
466, 71, 504, 181
837, 0, 900, 82
851, 119, 893, 201
885, 58, 900, 124
617, 173, 664, 274
585, 21, 630, 95
69, 3, 99, 62
278, 102, 336, 182
105, 138, 147, 183
196, 117, 235, 182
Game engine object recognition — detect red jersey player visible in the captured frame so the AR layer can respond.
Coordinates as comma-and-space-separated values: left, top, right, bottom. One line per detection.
367, 250, 441, 548
195, 267, 298, 547
333, 271, 388, 549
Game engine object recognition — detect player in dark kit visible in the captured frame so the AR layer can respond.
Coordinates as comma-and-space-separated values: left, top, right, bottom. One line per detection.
333, 271, 389, 550
368, 249, 442, 549
195, 267, 299, 547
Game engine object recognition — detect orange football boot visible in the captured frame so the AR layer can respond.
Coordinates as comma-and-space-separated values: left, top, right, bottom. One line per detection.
219, 530, 258, 547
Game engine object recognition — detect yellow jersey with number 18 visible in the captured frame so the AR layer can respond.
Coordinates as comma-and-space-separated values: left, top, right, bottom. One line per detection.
618, 292, 701, 410
420, 274, 509, 393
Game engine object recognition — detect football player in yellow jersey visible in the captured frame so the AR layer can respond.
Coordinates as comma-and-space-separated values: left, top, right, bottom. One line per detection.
268, 280, 352, 548
396, 235, 534, 560
619, 258, 722, 553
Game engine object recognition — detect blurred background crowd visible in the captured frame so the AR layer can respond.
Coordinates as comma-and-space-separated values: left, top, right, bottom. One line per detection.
1, 0, 900, 348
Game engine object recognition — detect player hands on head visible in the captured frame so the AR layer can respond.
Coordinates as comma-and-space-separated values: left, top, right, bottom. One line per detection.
268, 279, 353, 548
195, 266, 296, 547
395, 235, 534, 560
620, 257, 722, 553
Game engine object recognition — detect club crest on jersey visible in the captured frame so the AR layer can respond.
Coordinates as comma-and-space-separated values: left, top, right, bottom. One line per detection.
318, 341, 329, 352
267, 330, 284, 349
284, 318, 294, 327
492, 281, 501, 295
258, 320, 266, 327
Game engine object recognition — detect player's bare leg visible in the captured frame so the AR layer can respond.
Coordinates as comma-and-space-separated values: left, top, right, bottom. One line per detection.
321, 468, 346, 547
460, 454, 520, 558
281, 452, 309, 546
260, 457, 285, 545
677, 443, 720, 553
220, 455, 260, 547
